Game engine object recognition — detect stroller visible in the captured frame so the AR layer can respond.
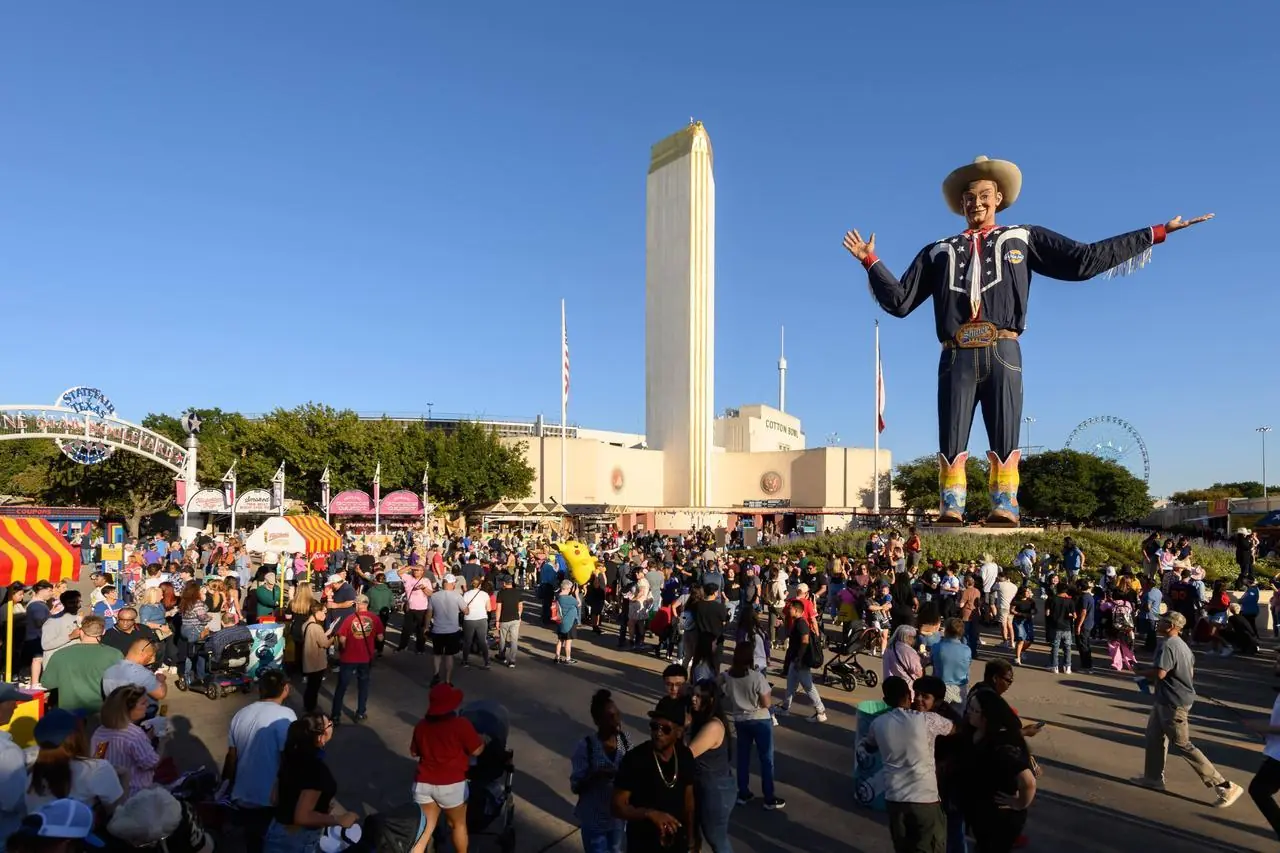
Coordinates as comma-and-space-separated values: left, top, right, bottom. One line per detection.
349, 701, 515, 853
175, 624, 255, 700
821, 635, 879, 693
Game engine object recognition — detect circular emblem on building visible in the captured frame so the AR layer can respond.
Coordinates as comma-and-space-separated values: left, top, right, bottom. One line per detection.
611, 467, 625, 492
760, 471, 783, 495
54, 386, 117, 465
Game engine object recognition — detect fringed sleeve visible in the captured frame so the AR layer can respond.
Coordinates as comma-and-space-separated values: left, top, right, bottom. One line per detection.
1027, 225, 1165, 282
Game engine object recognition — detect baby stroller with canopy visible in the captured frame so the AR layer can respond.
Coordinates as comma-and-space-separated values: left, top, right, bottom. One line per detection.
348, 700, 515, 853
821, 635, 879, 693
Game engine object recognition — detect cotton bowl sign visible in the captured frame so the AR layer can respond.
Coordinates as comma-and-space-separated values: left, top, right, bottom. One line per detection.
55, 386, 117, 464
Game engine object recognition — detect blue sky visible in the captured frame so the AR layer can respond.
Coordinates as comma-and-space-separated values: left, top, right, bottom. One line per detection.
2, 2, 1275, 496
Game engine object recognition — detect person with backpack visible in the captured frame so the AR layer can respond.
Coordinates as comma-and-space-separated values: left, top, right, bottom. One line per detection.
570, 689, 632, 853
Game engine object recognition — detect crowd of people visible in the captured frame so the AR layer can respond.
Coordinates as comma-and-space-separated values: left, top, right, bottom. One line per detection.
1, 521, 1279, 852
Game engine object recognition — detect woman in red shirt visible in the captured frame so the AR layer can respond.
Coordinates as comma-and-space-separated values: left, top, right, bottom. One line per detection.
409, 683, 486, 853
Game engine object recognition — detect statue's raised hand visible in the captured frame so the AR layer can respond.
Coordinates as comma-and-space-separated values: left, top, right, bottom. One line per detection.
1165, 213, 1214, 234
843, 229, 876, 262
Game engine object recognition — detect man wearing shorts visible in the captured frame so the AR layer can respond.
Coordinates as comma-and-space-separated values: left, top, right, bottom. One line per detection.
427, 575, 467, 687
994, 572, 1018, 649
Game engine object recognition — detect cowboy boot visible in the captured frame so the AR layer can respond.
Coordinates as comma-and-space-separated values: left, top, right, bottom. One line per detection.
937, 452, 967, 524
986, 450, 1022, 526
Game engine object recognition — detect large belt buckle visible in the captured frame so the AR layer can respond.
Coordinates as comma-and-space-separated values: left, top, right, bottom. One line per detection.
955, 322, 998, 349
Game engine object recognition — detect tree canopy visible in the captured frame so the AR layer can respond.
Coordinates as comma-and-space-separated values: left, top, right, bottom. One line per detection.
893, 449, 1151, 525
1168, 481, 1277, 505
0, 405, 535, 536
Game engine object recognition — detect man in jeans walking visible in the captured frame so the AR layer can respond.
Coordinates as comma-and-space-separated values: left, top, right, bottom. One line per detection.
495, 574, 524, 668
780, 599, 827, 723
1045, 583, 1076, 675
331, 595, 383, 726
1131, 612, 1243, 806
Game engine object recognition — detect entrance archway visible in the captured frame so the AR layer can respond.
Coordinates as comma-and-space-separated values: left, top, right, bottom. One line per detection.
0, 406, 188, 475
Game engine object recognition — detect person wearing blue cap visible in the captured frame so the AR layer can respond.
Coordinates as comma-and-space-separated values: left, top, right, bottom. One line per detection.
8, 798, 105, 851
27, 708, 122, 814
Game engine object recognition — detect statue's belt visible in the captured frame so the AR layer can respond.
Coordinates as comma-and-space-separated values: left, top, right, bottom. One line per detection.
942, 322, 1020, 350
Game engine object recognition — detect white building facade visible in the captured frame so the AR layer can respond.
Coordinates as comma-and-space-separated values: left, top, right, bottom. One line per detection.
645, 122, 715, 508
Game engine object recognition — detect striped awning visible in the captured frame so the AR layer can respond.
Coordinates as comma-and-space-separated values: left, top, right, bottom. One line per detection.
0, 518, 81, 586
284, 516, 341, 554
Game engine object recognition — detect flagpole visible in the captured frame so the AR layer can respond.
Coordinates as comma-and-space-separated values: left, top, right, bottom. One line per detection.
560, 298, 567, 504
873, 320, 881, 516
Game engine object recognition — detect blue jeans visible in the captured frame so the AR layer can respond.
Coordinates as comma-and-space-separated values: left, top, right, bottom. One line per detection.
580, 826, 624, 853
1049, 630, 1073, 671
696, 772, 736, 853
332, 662, 370, 719
263, 820, 322, 853
964, 619, 980, 657
181, 628, 206, 682
945, 801, 968, 853
734, 719, 776, 800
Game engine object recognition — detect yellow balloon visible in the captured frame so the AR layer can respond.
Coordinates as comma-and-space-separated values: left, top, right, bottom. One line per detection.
556, 540, 596, 585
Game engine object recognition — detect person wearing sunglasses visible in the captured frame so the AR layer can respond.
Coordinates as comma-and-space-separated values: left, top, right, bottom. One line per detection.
611, 697, 695, 852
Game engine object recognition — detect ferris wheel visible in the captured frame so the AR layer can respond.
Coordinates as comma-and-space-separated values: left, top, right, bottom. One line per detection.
1065, 415, 1150, 483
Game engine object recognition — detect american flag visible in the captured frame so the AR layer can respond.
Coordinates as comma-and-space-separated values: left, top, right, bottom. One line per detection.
876, 338, 886, 433
561, 300, 570, 407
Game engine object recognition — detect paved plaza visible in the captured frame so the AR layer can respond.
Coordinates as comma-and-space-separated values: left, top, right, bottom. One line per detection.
163, 610, 1279, 852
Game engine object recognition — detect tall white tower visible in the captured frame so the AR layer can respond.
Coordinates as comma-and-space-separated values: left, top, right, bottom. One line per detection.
645, 121, 715, 508
777, 326, 787, 413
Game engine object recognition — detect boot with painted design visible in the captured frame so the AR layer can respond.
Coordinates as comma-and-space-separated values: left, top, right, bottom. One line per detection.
986, 449, 1022, 527
937, 452, 967, 525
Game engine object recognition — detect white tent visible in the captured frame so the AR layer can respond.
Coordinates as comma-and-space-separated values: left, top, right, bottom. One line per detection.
242, 515, 341, 556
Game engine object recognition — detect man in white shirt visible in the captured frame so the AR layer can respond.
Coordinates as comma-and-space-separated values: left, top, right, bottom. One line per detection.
222, 669, 296, 853
863, 676, 953, 853
0, 683, 28, 846
994, 572, 1020, 649
979, 554, 999, 600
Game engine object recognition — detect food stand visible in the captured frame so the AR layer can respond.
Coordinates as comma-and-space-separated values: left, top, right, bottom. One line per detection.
0, 517, 82, 745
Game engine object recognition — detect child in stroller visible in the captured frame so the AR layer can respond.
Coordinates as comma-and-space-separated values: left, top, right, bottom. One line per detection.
821, 633, 879, 693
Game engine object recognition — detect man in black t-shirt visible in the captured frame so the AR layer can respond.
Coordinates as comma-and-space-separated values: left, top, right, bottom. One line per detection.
1045, 582, 1078, 675
612, 697, 695, 851
495, 575, 524, 668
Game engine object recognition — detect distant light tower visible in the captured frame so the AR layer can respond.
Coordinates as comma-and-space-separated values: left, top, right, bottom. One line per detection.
825, 432, 840, 447
1259, 426, 1273, 507
777, 326, 787, 413
1022, 416, 1036, 456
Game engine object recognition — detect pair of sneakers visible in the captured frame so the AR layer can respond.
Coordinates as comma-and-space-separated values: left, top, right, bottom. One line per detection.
734, 791, 787, 810
1131, 776, 1244, 808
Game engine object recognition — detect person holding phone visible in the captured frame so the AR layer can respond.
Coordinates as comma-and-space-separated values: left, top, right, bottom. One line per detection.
612, 697, 695, 852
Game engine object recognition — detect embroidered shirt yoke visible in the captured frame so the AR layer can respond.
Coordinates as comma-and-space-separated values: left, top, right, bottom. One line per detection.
863, 224, 1167, 343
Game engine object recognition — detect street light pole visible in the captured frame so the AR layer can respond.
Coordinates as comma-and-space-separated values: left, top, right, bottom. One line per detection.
1022, 416, 1036, 457
1259, 426, 1272, 508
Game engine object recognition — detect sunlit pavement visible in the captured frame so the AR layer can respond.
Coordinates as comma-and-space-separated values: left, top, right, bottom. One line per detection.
163, 613, 1280, 852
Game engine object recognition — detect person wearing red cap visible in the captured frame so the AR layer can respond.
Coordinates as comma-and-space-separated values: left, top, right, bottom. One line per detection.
408, 683, 484, 853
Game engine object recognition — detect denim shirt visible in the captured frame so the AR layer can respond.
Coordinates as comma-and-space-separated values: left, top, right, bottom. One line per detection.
570, 731, 631, 832
931, 638, 972, 688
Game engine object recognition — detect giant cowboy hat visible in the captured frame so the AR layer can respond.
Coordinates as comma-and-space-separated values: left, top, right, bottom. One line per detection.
942, 155, 1022, 216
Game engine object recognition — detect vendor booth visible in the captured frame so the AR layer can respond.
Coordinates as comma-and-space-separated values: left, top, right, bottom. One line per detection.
0, 517, 82, 745
243, 515, 341, 556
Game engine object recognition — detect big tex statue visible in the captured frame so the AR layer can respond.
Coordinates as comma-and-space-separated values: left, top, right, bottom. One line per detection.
844, 156, 1211, 526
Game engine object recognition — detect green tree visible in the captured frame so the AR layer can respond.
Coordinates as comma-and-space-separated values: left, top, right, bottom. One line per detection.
1017, 450, 1150, 524
1168, 481, 1276, 505
1093, 460, 1154, 523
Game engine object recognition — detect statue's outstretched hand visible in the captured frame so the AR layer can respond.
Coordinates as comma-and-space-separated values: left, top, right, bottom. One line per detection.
1165, 213, 1214, 234
843, 229, 876, 262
